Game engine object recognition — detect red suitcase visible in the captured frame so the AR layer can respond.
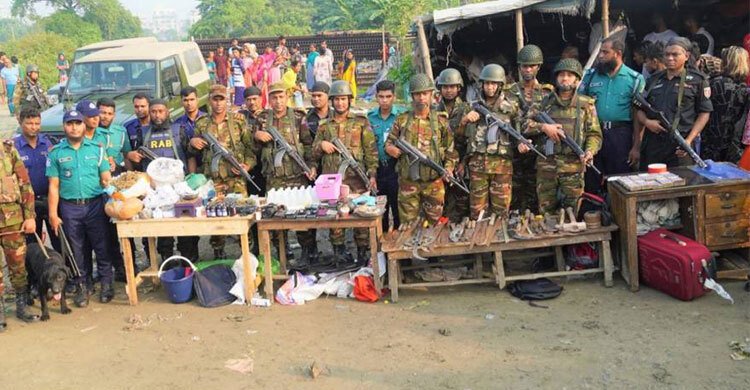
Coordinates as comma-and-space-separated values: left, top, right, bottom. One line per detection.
637, 229, 711, 301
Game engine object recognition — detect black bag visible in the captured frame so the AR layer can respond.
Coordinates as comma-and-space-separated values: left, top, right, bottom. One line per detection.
577, 192, 612, 226
193, 264, 237, 307
508, 278, 563, 300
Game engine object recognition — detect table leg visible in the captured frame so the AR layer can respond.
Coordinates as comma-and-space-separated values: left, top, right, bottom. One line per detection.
370, 225, 382, 292
494, 251, 506, 289
278, 230, 287, 273
121, 238, 138, 305
147, 237, 158, 272
474, 253, 483, 278
626, 198, 639, 291
259, 229, 274, 303
240, 232, 254, 304
555, 246, 565, 271
601, 240, 614, 287
388, 257, 399, 302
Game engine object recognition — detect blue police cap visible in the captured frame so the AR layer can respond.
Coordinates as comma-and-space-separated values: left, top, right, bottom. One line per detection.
75, 99, 100, 117
63, 110, 83, 123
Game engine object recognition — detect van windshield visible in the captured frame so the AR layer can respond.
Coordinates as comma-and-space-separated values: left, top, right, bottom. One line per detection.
67, 60, 157, 96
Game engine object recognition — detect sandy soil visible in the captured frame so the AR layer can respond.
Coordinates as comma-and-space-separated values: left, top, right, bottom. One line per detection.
2, 269, 749, 389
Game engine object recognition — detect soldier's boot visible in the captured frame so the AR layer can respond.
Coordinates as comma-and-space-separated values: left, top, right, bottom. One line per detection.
356, 246, 371, 267
74, 285, 89, 308
99, 283, 114, 304
15, 288, 40, 323
308, 242, 320, 264
214, 248, 227, 259
0, 293, 7, 332
333, 245, 353, 266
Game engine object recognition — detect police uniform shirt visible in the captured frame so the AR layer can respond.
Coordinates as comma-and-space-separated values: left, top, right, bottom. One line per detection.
101, 124, 132, 166
14, 133, 52, 197
123, 118, 148, 150
46, 139, 110, 200
643, 69, 713, 134
582, 64, 645, 122
174, 111, 207, 139
304, 109, 329, 138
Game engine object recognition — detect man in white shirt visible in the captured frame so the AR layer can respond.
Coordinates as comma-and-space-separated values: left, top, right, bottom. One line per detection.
643, 13, 678, 45
684, 14, 715, 56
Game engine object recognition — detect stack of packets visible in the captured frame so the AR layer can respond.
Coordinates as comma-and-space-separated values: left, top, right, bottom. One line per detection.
611, 172, 686, 191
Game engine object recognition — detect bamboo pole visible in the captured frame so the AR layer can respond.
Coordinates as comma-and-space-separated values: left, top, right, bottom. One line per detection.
416, 17, 433, 80
602, 0, 610, 37
515, 9, 524, 52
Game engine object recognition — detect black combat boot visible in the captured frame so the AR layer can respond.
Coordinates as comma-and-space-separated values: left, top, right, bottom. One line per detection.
356, 247, 371, 267
333, 244, 353, 266
15, 288, 40, 323
74, 285, 89, 308
99, 283, 114, 304
0, 293, 7, 332
214, 248, 227, 259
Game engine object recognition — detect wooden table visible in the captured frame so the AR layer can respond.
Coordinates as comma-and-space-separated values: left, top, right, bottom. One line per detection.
256, 215, 383, 304
115, 216, 256, 305
608, 167, 750, 291
383, 225, 618, 302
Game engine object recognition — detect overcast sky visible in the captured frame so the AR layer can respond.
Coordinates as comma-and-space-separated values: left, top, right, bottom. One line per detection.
0, 0, 201, 19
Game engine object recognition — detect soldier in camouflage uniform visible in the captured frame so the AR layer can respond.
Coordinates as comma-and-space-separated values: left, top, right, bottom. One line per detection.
385, 74, 458, 224
507, 45, 554, 213
461, 64, 520, 219
189, 85, 257, 259
13, 65, 49, 118
520, 59, 602, 214
435, 68, 471, 222
0, 139, 40, 331
313, 80, 378, 264
253, 82, 318, 262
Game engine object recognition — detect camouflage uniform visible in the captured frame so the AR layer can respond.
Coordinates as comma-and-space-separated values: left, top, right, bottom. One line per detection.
13, 77, 48, 113
527, 93, 602, 214
0, 140, 36, 294
385, 111, 457, 224
463, 94, 521, 219
312, 112, 378, 248
190, 112, 257, 251
256, 107, 317, 248
506, 81, 554, 213
240, 107, 268, 196
436, 97, 471, 222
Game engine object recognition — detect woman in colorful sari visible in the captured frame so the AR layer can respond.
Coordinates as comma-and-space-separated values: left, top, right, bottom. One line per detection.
341, 49, 358, 102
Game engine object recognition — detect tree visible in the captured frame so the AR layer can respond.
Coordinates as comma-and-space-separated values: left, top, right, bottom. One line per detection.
3, 31, 76, 88
0, 18, 31, 43
11, 0, 83, 18
41, 10, 102, 47
190, 0, 313, 39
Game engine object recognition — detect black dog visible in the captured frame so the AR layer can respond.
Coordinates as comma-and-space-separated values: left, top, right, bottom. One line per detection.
25, 243, 72, 321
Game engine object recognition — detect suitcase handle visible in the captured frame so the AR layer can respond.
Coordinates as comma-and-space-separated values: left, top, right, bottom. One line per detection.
659, 233, 686, 246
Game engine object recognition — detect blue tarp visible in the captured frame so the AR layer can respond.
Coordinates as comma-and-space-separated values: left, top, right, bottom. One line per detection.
690, 160, 750, 181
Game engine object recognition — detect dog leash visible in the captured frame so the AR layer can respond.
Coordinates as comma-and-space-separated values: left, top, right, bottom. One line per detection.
33, 232, 50, 260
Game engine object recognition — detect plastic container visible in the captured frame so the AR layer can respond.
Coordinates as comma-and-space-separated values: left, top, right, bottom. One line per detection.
158, 256, 196, 304
315, 174, 342, 201
146, 157, 185, 187
648, 163, 667, 174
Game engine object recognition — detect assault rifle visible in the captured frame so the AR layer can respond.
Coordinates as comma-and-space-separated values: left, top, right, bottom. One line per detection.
265, 126, 314, 177
532, 110, 603, 175
471, 102, 546, 160
392, 137, 470, 194
26, 81, 49, 110
202, 132, 261, 192
332, 138, 374, 194
632, 94, 707, 169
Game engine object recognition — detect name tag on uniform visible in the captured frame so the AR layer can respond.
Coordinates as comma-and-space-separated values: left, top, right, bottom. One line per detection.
149, 139, 173, 149
84, 155, 98, 160
590, 81, 604, 88
20, 155, 29, 161
58, 156, 73, 163
652, 84, 663, 90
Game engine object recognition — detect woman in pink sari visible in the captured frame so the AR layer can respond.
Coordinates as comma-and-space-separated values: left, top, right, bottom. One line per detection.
259, 46, 277, 108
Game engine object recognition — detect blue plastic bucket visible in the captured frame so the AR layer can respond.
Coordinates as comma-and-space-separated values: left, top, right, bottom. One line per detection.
158, 256, 196, 304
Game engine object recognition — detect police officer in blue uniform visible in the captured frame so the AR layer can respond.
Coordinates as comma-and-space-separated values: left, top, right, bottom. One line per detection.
14, 107, 60, 251
124, 93, 151, 165
137, 99, 199, 263
47, 110, 114, 307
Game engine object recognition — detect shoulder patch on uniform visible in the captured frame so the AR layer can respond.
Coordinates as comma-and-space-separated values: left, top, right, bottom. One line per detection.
540, 83, 555, 92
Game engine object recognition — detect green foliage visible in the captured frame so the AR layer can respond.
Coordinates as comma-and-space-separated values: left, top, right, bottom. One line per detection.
190, 0, 314, 39
0, 18, 31, 43
387, 52, 415, 99
3, 31, 76, 88
41, 11, 102, 47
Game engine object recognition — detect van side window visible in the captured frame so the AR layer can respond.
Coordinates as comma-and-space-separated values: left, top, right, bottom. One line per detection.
183, 49, 203, 75
160, 57, 182, 98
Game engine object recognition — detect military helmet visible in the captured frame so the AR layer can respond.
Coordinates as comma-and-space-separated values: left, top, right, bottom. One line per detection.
329, 80, 353, 97
409, 73, 435, 93
552, 58, 583, 79
268, 82, 287, 95
517, 44, 544, 65
26, 64, 39, 74
436, 68, 463, 87
479, 64, 506, 83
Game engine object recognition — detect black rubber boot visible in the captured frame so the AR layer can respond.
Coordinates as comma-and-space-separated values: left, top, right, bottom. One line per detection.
213, 248, 227, 259
356, 247, 371, 267
333, 244, 353, 266
99, 283, 114, 304
15, 288, 40, 323
0, 294, 7, 332
74, 285, 89, 308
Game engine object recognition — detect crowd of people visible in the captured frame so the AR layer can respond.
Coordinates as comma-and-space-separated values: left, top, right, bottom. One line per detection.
0, 14, 749, 331
204, 36, 359, 110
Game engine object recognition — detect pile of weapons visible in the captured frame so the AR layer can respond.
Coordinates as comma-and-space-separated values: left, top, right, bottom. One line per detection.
382, 208, 589, 259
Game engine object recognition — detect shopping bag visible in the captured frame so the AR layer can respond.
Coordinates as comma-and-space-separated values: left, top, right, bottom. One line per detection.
193, 264, 237, 307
